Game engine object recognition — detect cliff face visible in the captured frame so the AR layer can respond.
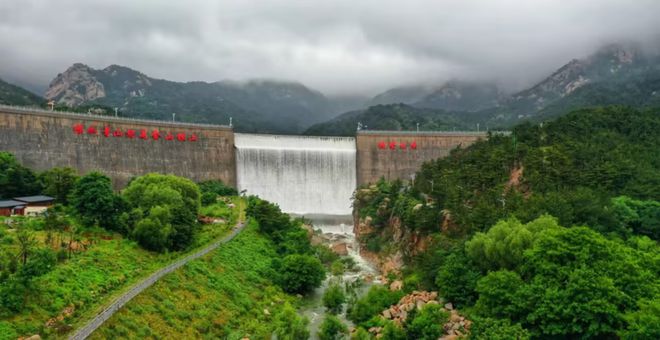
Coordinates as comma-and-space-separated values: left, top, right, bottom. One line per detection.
353, 185, 434, 276
46, 63, 107, 106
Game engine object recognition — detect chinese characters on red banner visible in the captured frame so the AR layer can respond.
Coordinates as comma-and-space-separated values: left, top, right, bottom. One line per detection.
72, 123, 198, 142
377, 140, 417, 150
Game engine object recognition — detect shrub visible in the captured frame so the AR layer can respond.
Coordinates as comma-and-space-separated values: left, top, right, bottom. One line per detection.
469, 317, 530, 340
273, 303, 310, 340
405, 303, 449, 339
323, 284, 346, 314
349, 285, 404, 326
278, 254, 325, 294
318, 315, 348, 340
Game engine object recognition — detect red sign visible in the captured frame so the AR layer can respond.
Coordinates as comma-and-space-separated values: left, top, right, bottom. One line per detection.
72, 124, 199, 142
73, 123, 84, 135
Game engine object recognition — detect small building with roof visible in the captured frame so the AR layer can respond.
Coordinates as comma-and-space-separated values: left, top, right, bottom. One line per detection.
0, 200, 26, 216
13, 195, 55, 216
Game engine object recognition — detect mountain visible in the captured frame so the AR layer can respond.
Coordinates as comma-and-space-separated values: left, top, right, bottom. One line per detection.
0, 78, 45, 106
310, 43, 660, 135
368, 81, 502, 112
45, 64, 339, 133
492, 43, 660, 123
414, 81, 503, 112
304, 103, 471, 136
368, 85, 433, 106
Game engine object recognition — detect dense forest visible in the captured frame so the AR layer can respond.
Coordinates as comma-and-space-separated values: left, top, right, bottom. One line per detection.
352, 106, 660, 338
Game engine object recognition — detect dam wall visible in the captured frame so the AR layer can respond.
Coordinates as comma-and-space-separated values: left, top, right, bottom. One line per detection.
355, 130, 487, 186
1, 106, 493, 213
0, 106, 235, 189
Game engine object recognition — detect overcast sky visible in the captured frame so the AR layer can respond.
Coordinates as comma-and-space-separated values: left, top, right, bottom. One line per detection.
1, 0, 659, 96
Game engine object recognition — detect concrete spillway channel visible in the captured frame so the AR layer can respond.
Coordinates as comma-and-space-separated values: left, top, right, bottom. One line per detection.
68, 222, 246, 340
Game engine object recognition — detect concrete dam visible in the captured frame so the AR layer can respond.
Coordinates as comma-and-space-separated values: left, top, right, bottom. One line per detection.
0, 105, 487, 215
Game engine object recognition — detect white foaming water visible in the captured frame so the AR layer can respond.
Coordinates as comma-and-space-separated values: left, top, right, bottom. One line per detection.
234, 133, 357, 215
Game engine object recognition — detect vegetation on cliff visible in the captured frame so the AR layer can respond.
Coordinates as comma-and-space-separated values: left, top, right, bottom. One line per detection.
352, 106, 660, 338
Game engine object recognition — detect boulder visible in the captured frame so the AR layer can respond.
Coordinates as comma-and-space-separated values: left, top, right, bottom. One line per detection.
389, 280, 403, 291
331, 242, 348, 256
444, 302, 454, 310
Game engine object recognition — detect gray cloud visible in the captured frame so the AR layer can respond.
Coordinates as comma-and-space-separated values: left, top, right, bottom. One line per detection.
1, 0, 659, 96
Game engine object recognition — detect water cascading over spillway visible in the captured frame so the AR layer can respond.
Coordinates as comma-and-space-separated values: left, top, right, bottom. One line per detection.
234, 133, 357, 216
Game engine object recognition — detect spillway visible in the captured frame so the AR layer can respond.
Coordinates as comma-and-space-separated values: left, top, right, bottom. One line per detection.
234, 133, 356, 215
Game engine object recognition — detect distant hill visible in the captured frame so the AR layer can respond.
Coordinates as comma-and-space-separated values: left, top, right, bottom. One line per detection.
310, 44, 660, 135
0, 78, 45, 106
304, 103, 472, 136
45, 64, 344, 133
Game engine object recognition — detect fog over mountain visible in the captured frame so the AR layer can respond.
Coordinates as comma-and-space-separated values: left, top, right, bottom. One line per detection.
1, 0, 660, 97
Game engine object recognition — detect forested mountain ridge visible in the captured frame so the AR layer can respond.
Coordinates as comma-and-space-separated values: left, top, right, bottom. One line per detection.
44, 63, 340, 133
0, 78, 44, 106
351, 106, 660, 338
303, 104, 473, 136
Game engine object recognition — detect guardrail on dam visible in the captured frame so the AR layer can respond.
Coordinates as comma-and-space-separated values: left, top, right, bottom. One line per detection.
0, 106, 489, 193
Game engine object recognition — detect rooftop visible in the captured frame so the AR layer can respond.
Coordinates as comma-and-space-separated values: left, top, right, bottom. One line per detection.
0, 200, 26, 208
13, 195, 55, 203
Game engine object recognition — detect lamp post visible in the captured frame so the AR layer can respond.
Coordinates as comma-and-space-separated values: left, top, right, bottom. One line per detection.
172, 113, 176, 122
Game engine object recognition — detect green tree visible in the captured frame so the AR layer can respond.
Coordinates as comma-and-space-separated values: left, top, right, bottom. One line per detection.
474, 270, 525, 320
198, 179, 237, 197
16, 228, 37, 265
39, 167, 78, 204
0, 152, 41, 198
323, 284, 346, 314
123, 173, 201, 251
466, 215, 559, 271
70, 172, 123, 229
273, 303, 310, 340
612, 196, 660, 240
435, 249, 481, 307
468, 317, 530, 340
405, 303, 449, 340
278, 254, 325, 294
318, 315, 348, 340
619, 298, 660, 339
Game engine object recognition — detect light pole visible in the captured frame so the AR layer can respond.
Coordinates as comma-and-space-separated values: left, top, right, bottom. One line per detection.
114, 107, 118, 117
172, 113, 176, 122
416, 123, 419, 132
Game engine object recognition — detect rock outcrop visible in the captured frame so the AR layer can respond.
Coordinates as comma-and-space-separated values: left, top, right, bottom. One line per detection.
367, 291, 471, 339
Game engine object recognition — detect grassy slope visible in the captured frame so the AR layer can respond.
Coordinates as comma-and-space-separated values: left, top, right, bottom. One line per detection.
90, 222, 293, 339
1, 199, 241, 339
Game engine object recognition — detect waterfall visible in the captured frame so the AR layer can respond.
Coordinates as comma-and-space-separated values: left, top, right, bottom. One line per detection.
234, 133, 356, 216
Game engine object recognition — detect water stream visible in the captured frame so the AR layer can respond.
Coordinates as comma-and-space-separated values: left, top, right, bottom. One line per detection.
234, 133, 378, 338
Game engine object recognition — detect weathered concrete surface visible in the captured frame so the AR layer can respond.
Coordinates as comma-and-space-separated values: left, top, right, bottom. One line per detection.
356, 131, 486, 186
0, 106, 235, 188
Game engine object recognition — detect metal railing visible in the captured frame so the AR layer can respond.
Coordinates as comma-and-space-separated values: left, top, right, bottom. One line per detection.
356, 130, 496, 136
0, 104, 232, 130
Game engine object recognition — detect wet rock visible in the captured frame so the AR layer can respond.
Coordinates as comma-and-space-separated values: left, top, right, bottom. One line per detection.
331, 242, 348, 255
389, 280, 403, 291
